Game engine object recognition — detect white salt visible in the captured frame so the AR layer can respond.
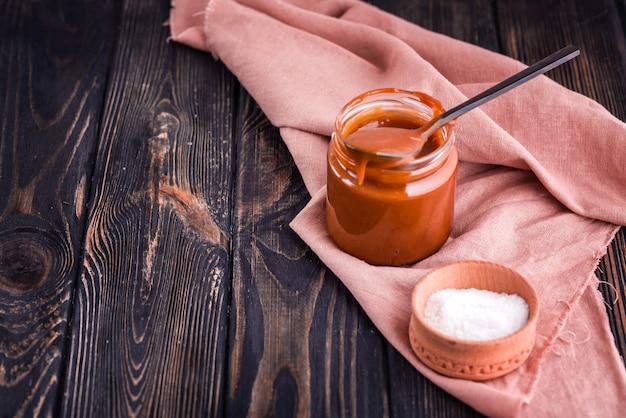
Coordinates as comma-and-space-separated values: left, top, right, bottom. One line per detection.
423, 288, 529, 341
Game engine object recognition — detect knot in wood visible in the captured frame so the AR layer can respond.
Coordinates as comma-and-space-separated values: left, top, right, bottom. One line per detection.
0, 237, 51, 294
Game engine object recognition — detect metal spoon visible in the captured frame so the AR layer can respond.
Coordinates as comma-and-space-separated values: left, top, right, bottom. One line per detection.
345, 45, 580, 159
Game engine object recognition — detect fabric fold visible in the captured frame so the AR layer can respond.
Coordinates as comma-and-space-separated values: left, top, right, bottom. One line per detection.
170, 0, 626, 416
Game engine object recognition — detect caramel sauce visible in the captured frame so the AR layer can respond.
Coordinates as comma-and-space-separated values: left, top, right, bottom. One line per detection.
347, 123, 445, 185
341, 91, 447, 185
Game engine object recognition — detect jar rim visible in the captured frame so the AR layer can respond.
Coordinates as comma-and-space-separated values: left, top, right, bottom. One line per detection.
334, 88, 455, 172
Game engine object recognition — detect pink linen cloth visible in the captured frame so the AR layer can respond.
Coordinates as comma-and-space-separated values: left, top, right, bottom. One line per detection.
169, 0, 626, 416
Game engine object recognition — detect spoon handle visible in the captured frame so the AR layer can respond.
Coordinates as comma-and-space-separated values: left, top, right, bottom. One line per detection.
420, 45, 580, 139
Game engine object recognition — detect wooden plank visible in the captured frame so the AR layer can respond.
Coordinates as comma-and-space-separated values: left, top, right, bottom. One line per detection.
0, 0, 116, 415
227, 92, 391, 417
497, 0, 626, 120
370, 0, 499, 52
495, 0, 626, 365
367, 0, 498, 416
620, 0, 626, 29
60, 0, 236, 415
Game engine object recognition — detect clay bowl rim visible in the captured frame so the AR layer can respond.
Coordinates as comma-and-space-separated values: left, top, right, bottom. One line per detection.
411, 260, 540, 349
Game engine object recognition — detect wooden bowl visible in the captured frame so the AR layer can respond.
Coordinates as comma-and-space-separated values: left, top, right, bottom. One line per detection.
409, 260, 539, 381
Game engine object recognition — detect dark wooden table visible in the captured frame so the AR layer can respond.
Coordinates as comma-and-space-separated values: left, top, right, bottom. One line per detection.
1, 0, 624, 416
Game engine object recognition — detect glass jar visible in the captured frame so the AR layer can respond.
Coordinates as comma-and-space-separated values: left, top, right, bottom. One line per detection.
326, 88, 458, 266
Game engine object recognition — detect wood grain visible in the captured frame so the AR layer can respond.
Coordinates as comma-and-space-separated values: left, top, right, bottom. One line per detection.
369, 0, 497, 415
0, 0, 116, 416
228, 92, 392, 417
1, 0, 625, 417
59, 0, 235, 416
